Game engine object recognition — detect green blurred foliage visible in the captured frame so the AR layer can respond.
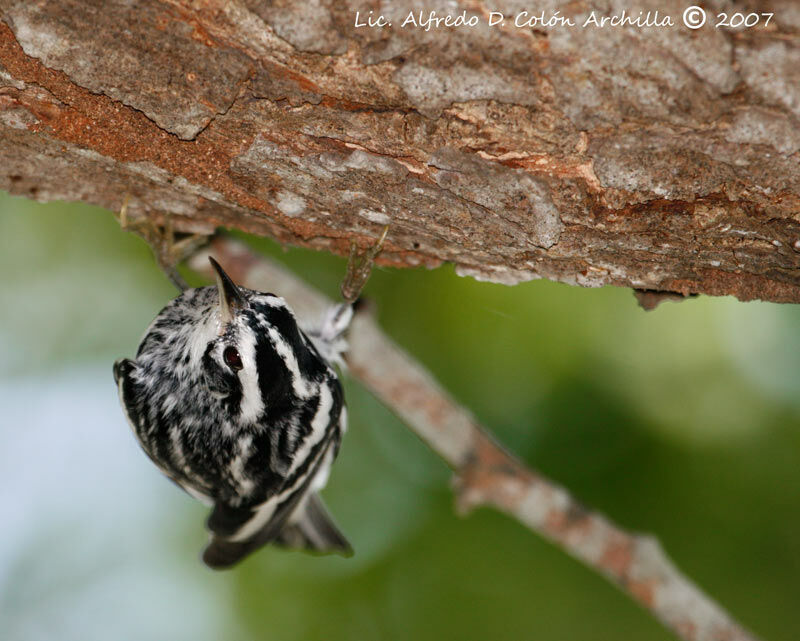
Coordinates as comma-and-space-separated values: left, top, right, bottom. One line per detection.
1, 191, 798, 641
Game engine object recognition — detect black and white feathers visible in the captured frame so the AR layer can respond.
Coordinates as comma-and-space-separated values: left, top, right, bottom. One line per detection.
114, 258, 352, 569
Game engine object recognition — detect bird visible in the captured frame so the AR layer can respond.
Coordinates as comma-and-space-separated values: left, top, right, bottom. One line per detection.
113, 257, 355, 569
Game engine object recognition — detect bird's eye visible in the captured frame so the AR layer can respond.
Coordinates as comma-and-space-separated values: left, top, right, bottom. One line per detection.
223, 346, 243, 371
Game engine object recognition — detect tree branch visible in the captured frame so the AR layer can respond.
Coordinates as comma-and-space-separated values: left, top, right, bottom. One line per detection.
1, 1, 799, 302
189, 235, 761, 641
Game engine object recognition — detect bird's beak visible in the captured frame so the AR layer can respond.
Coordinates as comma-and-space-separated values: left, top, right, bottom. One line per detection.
209, 257, 245, 326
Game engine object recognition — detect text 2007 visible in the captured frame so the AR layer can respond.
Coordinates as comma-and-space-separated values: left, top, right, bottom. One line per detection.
716, 12, 773, 28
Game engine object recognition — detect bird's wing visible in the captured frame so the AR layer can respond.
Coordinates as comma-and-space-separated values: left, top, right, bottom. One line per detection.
203, 440, 349, 569
114, 358, 212, 505
114, 358, 161, 465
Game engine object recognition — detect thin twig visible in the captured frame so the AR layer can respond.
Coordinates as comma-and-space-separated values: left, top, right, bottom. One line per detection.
188, 236, 761, 641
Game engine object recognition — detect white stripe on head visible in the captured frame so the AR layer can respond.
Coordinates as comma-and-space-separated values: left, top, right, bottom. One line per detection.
237, 327, 264, 423
186, 310, 219, 369
267, 326, 313, 399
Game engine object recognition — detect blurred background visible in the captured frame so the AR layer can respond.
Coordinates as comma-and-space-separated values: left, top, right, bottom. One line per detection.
1, 190, 798, 641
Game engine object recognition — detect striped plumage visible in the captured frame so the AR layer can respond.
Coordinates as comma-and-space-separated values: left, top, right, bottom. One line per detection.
114, 259, 352, 569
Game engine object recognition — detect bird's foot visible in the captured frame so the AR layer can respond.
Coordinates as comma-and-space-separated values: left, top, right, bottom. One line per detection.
340, 225, 389, 304
116, 194, 209, 291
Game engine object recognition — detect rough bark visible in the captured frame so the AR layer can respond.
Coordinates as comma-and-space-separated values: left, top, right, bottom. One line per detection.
1, 1, 799, 302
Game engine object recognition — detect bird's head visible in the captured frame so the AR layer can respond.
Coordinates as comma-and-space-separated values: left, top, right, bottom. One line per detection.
134, 258, 329, 427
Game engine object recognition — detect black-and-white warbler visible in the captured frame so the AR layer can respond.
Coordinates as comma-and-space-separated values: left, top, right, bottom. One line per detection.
114, 258, 354, 569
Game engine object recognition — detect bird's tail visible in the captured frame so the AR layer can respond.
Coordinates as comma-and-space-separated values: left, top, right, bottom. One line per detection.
274, 493, 353, 555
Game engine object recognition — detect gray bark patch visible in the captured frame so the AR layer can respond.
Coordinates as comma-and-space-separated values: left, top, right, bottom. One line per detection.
430, 148, 562, 250
5, 0, 252, 140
